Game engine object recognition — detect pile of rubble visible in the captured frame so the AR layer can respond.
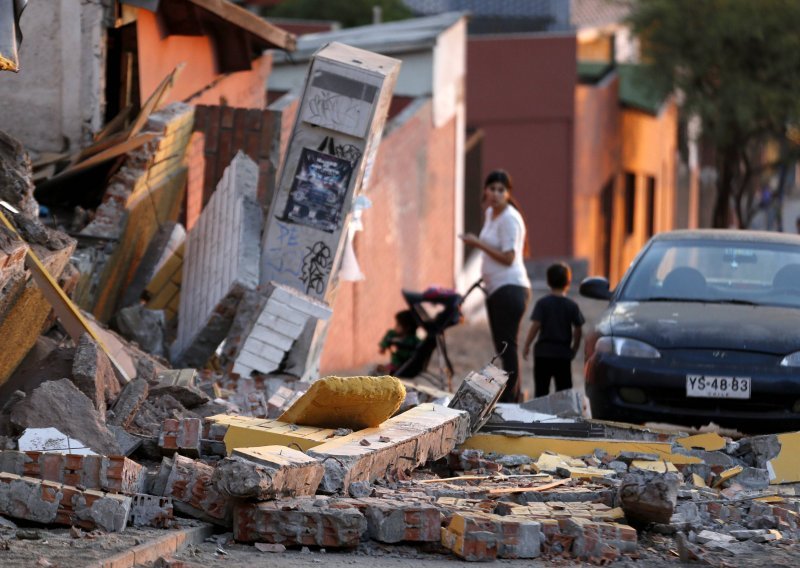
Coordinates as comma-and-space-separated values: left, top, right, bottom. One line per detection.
0, 350, 798, 566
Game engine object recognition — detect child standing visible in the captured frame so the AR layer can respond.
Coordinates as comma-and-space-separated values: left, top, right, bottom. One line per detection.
523, 263, 585, 397
377, 310, 421, 374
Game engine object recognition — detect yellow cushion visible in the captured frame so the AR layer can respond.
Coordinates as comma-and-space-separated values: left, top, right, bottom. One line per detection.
278, 375, 406, 430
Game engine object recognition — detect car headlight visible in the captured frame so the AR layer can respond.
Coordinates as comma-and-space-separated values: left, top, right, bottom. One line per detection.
780, 351, 800, 367
595, 336, 661, 359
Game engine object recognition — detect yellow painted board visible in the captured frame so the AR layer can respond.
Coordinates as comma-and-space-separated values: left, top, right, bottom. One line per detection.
461, 434, 702, 465
222, 420, 336, 455
767, 431, 800, 484
691, 473, 708, 487
676, 432, 726, 452
712, 465, 744, 488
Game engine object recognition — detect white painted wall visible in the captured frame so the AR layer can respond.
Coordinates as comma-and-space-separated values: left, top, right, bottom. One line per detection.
0, 0, 107, 153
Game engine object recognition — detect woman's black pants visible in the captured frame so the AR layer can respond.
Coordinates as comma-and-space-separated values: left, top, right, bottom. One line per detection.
486, 284, 530, 403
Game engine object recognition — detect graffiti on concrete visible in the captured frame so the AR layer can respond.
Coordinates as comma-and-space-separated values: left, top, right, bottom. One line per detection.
300, 240, 332, 295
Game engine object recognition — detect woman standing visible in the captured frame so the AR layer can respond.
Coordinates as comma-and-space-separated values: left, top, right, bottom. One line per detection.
459, 170, 531, 402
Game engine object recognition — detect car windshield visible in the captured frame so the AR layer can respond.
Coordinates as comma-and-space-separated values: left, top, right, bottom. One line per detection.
619, 238, 800, 308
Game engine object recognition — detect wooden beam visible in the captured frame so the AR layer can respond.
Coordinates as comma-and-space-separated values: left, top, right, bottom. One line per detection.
0, 204, 130, 383
187, 0, 296, 51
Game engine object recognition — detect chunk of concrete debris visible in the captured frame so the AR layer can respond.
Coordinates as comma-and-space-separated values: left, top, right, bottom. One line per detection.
213, 446, 323, 500
114, 304, 168, 358
10, 380, 121, 455
617, 472, 679, 525
72, 333, 122, 421
448, 364, 507, 433
150, 369, 209, 409
17, 428, 95, 455
278, 375, 406, 430
307, 403, 470, 494
234, 497, 366, 547
520, 388, 586, 418
108, 378, 149, 429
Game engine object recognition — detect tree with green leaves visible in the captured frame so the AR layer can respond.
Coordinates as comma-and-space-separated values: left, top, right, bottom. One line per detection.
263, 0, 413, 29
627, 0, 800, 228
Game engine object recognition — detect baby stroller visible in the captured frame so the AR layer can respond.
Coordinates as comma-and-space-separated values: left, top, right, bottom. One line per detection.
393, 280, 484, 391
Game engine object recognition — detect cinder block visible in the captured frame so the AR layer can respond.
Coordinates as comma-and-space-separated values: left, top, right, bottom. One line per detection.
158, 455, 230, 525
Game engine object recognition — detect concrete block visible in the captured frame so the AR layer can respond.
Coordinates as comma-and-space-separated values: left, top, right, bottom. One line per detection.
129, 493, 174, 528
307, 404, 470, 494
448, 364, 507, 434
233, 497, 366, 547
617, 472, 679, 525
278, 375, 406, 430
213, 445, 323, 499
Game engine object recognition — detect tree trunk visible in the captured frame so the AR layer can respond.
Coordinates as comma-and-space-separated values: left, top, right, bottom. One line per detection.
713, 147, 739, 228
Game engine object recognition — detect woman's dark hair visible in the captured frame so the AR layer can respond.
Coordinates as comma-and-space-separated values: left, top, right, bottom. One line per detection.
483, 169, 531, 258
484, 169, 513, 191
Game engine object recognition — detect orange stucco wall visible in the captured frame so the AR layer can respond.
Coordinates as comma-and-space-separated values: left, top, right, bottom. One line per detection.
573, 77, 621, 275
137, 9, 270, 109
320, 100, 457, 373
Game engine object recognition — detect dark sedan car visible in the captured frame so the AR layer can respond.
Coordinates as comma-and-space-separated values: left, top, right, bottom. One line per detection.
580, 229, 800, 433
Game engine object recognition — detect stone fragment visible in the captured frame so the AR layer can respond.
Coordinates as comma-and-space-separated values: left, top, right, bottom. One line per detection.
558, 517, 637, 560
352, 497, 441, 543
10, 380, 120, 456
617, 472, 679, 525
71, 333, 122, 421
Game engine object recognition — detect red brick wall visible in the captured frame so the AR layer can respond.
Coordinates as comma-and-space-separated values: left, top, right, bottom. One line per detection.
186, 106, 275, 229
467, 35, 576, 259
321, 99, 457, 373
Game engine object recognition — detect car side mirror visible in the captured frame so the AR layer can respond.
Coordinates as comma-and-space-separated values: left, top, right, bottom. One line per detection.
579, 277, 612, 300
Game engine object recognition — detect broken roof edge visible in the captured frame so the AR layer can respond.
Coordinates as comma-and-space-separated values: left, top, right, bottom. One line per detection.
270, 11, 468, 64
120, 0, 296, 52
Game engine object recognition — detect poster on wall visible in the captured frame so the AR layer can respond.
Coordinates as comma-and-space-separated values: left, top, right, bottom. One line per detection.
280, 148, 353, 233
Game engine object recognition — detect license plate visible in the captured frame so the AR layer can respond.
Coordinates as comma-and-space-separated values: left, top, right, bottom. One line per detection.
686, 375, 751, 399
